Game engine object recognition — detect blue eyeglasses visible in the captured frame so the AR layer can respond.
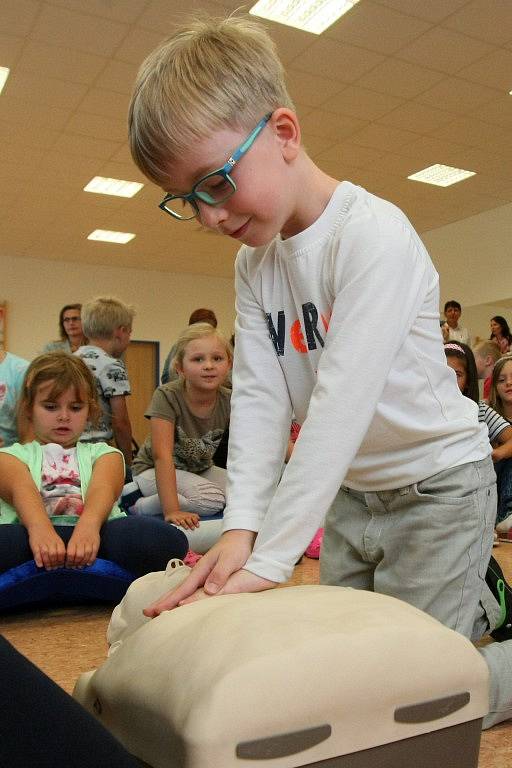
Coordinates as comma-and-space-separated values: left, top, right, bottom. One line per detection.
159, 113, 272, 221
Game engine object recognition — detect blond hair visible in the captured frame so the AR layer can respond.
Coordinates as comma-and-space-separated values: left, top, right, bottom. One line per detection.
488, 354, 512, 417
19, 352, 101, 426
81, 296, 135, 340
128, 14, 294, 187
171, 323, 233, 374
472, 339, 501, 364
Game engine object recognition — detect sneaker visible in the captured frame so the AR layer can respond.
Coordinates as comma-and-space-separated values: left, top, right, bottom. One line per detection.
183, 550, 203, 567
486, 555, 512, 641
305, 528, 324, 559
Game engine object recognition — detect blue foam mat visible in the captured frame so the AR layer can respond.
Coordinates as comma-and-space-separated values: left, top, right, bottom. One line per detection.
0, 558, 135, 611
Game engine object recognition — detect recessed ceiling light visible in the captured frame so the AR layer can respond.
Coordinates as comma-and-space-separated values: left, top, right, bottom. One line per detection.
84, 176, 144, 198
87, 230, 135, 244
407, 164, 475, 187
249, 0, 360, 34
0, 67, 10, 95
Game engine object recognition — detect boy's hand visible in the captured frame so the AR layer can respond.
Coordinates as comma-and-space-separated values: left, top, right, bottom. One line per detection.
28, 524, 66, 570
178, 569, 276, 606
144, 529, 256, 617
167, 510, 200, 530
66, 521, 101, 568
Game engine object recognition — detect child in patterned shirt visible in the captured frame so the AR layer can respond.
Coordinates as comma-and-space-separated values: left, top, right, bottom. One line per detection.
0, 353, 187, 575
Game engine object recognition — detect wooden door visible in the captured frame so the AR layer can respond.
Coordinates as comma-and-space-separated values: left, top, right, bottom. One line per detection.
124, 340, 159, 449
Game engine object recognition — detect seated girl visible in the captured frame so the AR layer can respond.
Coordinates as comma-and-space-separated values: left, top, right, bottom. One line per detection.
0, 353, 188, 577
488, 354, 512, 533
126, 324, 231, 552
444, 343, 512, 532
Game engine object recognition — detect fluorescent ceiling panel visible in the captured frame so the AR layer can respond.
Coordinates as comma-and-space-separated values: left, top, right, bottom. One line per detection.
0, 67, 10, 95
250, 0, 360, 34
87, 230, 135, 244
408, 164, 476, 188
84, 176, 144, 198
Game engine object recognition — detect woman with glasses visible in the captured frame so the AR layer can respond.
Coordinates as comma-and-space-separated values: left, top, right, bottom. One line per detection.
43, 303, 88, 354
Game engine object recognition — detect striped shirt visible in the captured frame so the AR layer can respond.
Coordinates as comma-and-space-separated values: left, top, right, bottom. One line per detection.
479, 401, 509, 443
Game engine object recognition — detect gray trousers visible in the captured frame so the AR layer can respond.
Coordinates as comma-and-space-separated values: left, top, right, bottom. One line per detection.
133, 466, 226, 517
132, 466, 226, 554
320, 457, 511, 729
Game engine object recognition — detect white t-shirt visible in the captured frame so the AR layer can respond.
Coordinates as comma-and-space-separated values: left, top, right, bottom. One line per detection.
223, 182, 490, 582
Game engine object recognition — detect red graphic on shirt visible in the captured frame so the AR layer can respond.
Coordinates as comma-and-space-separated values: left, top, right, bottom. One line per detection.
267, 303, 332, 356
0, 383, 6, 405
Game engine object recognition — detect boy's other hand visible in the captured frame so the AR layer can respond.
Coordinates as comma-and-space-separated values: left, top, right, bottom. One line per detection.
168, 510, 200, 530
143, 529, 256, 617
179, 569, 276, 606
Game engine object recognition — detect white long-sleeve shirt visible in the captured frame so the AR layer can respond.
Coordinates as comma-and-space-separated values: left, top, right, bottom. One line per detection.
223, 182, 490, 583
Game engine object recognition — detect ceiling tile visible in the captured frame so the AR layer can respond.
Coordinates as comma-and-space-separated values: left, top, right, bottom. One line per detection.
110, 142, 136, 164
30, 4, 129, 57
376, 101, 457, 133
356, 57, 444, 98
326, 0, 431, 55
1, 0, 511, 281
137, 0, 233, 34
77, 88, 130, 121
96, 160, 146, 185
0, 0, 40, 37
367, 152, 431, 177
0, 96, 71, 131
289, 37, 384, 82
396, 26, 492, 74
392, 135, 471, 167
315, 142, 386, 175
430, 116, 512, 151
256, 21, 315, 65
471, 95, 512, 128
348, 122, 419, 152
113, 26, 166, 65
16, 40, 108, 84
457, 48, 512, 91
285, 70, 345, 109
300, 134, 337, 159
414, 76, 501, 114
443, 0, 512, 45
94, 59, 140, 95
0, 121, 60, 151
65, 111, 128, 142
321, 85, 404, 120
47, 0, 148, 24
0, 33, 25, 66
3, 69, 88, 110
52, 132, 122, 161
299, 110, 367, 142
462, 148, 512, 181
373, 0, 470, 23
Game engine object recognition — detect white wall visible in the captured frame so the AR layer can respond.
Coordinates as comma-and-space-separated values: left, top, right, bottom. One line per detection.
2, 253, 236, 372
422, 200, 512, 309
419, 200, 512, 345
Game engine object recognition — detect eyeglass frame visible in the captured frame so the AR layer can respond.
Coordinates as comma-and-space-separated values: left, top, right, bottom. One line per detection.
158, 112, 273, 221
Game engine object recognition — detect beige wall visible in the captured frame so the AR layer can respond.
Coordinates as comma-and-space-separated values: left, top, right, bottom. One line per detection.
2, 253, 236, 372
422, 200, 512, 310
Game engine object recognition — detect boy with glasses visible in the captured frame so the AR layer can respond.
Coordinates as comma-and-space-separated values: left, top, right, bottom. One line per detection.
128, 15, 512, 729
